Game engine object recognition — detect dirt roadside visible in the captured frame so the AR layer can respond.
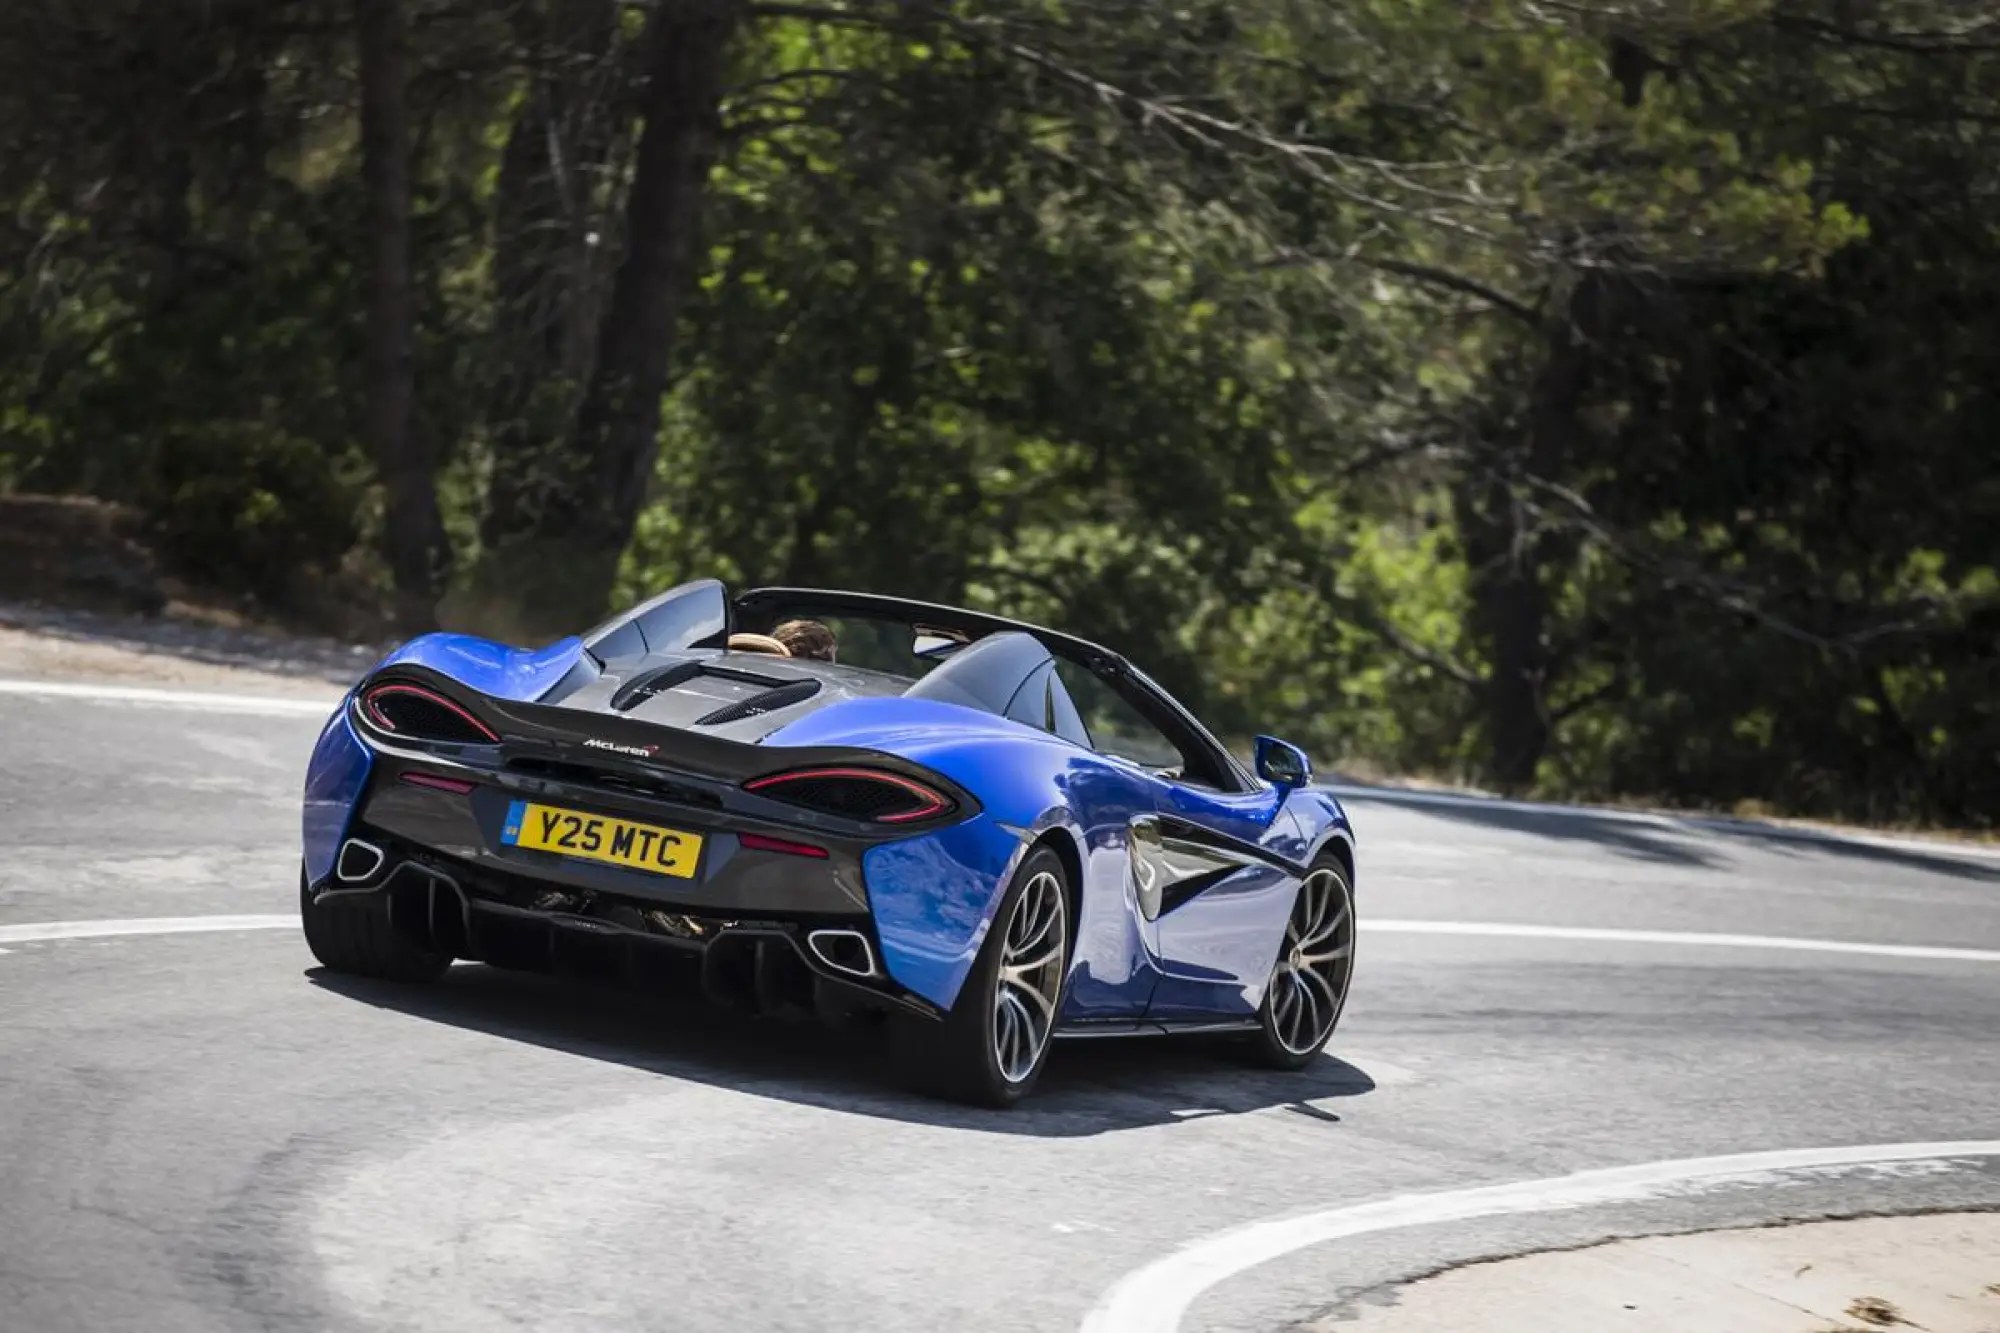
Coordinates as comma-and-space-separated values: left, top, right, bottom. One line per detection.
0, 602, 368, 698
1313, 1212, 2000, 1332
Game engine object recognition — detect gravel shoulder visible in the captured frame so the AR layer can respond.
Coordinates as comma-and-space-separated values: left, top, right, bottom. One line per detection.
0, 602, 371, 698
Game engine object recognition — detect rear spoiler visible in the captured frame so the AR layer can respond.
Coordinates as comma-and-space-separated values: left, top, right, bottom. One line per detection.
356, 662, 973, 804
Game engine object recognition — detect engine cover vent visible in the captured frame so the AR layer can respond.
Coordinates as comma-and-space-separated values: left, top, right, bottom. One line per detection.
694, 678, 821, 726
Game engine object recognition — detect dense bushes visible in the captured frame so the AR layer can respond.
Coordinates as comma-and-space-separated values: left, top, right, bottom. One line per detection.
0, 1, 1992, 828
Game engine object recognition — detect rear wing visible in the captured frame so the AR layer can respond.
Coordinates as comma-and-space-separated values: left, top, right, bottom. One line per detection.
354, 661, 972, 808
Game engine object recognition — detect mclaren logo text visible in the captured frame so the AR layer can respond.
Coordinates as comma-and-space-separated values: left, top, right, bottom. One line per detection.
582, 737, 659, 758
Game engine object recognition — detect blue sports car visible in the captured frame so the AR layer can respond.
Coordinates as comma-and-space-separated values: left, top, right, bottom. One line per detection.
300, 581, 1357, 1105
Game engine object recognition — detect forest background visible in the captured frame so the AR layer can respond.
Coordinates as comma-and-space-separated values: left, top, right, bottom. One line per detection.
2, 0, 1994, 830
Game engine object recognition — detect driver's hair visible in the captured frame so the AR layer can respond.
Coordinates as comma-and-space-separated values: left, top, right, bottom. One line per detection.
771, 618, 836, 663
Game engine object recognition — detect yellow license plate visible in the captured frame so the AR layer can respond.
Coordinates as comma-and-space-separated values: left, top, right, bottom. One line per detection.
501, 800, 702, 878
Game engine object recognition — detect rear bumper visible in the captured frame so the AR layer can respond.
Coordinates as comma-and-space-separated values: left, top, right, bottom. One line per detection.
313, 830, 942, 1019
355, 768, 874, 918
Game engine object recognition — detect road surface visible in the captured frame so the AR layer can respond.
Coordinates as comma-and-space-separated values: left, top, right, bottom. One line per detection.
1, 684, 1995, 1332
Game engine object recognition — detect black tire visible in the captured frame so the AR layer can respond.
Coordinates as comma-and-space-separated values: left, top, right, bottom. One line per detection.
1246, 856, 1356, 1070
894, 845, 1073, 1108
299, 865, 451, 983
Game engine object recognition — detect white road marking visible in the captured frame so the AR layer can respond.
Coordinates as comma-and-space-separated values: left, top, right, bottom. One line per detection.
1341, 784, 2000, 863
0, 915, 295, 946
0, 678, 335, 715
1363, 919, 2000, 964
1, 913, 1993, 966
1078, 1140, 2000, 1333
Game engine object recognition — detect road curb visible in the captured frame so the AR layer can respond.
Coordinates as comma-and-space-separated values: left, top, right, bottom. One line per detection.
1308, 1211, 2000, 1333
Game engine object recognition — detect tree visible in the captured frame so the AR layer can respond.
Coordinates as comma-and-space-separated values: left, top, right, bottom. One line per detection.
357, 0, 448, 629
484, 0, 745, 631
2, 0, 1994, 829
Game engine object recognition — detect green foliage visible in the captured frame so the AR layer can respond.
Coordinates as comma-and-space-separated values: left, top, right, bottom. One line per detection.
1, 0, 1993, 827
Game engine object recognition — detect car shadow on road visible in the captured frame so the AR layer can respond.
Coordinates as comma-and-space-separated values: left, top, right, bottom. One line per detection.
307, 964, 1376, 1137
1371, 799, 1729, 868
1371, 797, 2000, 882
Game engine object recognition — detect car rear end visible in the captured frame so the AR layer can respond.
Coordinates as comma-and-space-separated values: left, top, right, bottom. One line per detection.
307, 662, 978, 1021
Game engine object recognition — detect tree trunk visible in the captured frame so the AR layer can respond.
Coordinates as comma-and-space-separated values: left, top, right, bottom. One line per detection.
356, 0, 446, 631
479, 0, 619, 562
489, 0, 742, 632
1456, 469, 1555, 791
1458, 279, 1606, 790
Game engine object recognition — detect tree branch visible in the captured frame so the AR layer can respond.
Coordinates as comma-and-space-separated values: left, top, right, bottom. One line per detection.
1354, 256, 1544, 327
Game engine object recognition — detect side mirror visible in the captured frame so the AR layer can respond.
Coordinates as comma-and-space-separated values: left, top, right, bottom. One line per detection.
1254, 735, 1312, 792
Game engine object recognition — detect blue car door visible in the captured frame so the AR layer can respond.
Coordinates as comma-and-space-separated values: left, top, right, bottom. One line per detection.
1142, 781, 1308, 1021
1045, 658, 1305, 1024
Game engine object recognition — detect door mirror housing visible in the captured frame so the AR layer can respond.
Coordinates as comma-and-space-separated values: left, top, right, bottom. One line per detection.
1254, 735, 1312, 792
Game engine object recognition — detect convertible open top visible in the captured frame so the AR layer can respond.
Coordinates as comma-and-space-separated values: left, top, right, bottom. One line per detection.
582, 581, 1123, 672
553, 580, 1250, 789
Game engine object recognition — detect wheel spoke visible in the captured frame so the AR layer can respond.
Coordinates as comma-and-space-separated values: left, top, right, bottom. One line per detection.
1300, 941, 1352, 966
1296, 876, 1320, 926
1298, 877, 1348, 948
1003, 975, 1055, 1026
1287, 972, 1316, 1049
1300, 904, 1347, 950
1001, 943, 1062, 986
1012, 906, 1055, 959
1003, 989, 1044, 1071
995, 989, 1013, 1040
1009, 875, 1058, 955
995, 992, 1025, 1076
1270, 968, 1294, 1020
1298, 960, 1341, 1014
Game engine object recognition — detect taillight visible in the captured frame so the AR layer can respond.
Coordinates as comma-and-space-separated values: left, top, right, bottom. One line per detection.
739, 831, 830, 859
357, 682, 499, 745
399, 771, 477, 794
744, 767, 953, 824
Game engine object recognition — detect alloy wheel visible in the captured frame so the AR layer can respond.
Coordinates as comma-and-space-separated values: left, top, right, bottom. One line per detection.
992, 870, 1067, 1083
1268, 867, 1355, 1056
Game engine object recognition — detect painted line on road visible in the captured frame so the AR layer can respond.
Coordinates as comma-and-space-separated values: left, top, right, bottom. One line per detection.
2, 913, 1994, 967
1340, 783, 2000, 863
0, 915, 296, 947
1079, 1139, 2000, 1333
1364, 919, 2000, 964
0, 678, 336, 716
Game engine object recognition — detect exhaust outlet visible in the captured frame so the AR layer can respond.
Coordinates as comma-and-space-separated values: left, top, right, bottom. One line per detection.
335, 838, 386, 884
806, 928, 881, 980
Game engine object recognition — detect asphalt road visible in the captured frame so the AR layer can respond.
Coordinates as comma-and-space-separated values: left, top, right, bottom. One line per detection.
2, 689, 1997, 1333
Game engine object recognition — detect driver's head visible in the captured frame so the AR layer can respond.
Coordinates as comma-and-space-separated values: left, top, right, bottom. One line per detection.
771, 618, 836, 663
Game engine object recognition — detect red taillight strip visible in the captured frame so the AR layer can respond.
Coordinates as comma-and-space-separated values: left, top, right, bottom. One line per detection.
739, 831, 830, 859
399, 771, 477, 794
743, 766, 951, 823
359, 682, 500, 743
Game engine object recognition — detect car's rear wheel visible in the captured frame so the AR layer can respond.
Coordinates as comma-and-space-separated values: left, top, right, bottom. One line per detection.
1246, 857, 1355, 1069
895, 845, 1072, 1107
299, 864, 451, 983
